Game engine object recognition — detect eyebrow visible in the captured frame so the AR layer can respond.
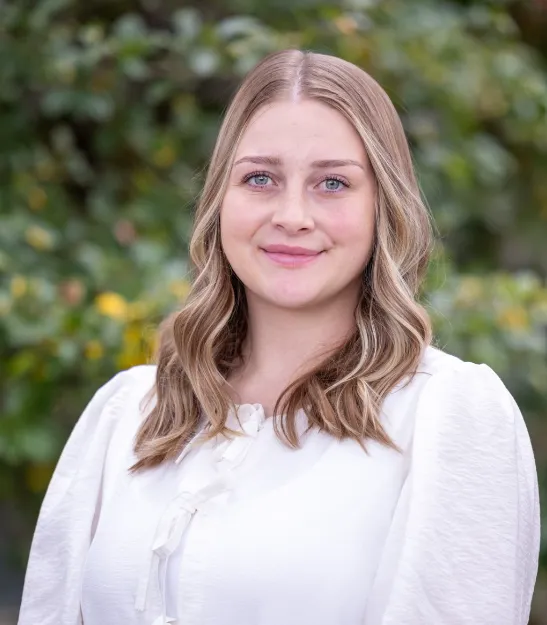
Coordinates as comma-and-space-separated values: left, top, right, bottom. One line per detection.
232, 156, 365, 171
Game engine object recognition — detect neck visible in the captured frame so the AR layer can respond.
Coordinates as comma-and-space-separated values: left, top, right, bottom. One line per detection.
227, 288, 358, 413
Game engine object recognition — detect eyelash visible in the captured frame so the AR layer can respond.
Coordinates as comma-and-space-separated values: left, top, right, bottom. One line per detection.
241, 170, 350, 193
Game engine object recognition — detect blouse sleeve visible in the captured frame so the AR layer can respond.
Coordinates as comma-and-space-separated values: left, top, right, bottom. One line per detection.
366, 361, 540, 625
18, 370, 133, 625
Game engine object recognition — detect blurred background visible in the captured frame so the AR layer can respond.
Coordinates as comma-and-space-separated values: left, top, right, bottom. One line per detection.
0, 0, 546, 622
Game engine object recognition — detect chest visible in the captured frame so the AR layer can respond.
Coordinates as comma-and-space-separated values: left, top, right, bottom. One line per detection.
81, 422, 409, 624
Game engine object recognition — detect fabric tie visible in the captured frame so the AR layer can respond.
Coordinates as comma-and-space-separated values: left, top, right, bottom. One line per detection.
135, 403, 267, 624
151, 617, 176, 625
213, 404, 265, 466
135, 477, 230, 614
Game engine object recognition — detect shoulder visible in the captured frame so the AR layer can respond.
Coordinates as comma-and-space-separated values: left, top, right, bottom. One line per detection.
409, 347, 538, 534
372, 347, 540, 624
411, 346, 536, 490
93, 363, 157, 411
63, 363, 158, 457
415, 344, 517, 423
383, 345, 518, 452
34, 364, 158, 526
114, 362, 157, 391
418, 343, 499, 381
87, 364, 158, 452
124, 362, 157, 385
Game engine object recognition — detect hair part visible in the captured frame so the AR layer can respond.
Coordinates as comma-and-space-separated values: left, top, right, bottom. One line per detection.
130, 49, 433, 472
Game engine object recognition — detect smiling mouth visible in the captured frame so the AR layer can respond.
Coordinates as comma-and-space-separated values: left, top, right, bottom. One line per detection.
260, 248, 324, 267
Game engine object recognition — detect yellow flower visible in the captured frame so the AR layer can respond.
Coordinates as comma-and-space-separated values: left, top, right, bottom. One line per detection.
116, 324, 151, 370
455, 276, 484, 307
84, 340, 104, 360
333, 16, 358, 35
126, 300, 151, 321
496, 306, 529, 331
153, 144, 176, 168
95, 292, 128, 321
123, 324, 143, 346
25, 225, 54, 250
169, 279, 191, 301
27, 187, 48, 211
145, 326, 158, 357
25, 463, 56, 494
11, 275, 28, 298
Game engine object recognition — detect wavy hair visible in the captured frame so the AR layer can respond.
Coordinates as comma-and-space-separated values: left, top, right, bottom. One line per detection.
130, 49, 433, 472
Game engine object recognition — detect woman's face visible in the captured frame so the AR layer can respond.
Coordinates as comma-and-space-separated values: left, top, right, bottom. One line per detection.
220, 99, 376, 311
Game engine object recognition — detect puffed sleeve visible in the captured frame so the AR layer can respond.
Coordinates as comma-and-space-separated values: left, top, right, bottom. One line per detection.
365, 362, 540, 625
18, 370, 133, 625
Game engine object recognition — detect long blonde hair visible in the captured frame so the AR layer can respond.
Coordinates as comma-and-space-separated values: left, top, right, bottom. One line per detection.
130, 49, 433, 472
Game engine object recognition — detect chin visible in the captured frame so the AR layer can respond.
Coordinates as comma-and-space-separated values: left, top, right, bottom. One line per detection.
257, 285, 325, 310
271, 297, 318, 310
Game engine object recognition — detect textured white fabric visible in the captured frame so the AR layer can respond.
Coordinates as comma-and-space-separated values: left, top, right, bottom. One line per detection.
18, 346, 540, 625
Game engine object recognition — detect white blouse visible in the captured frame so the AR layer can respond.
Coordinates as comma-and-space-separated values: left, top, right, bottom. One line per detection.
18, 346, 540, 625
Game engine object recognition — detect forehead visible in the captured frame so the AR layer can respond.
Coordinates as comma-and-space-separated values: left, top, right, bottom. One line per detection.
234, 99, 366, 164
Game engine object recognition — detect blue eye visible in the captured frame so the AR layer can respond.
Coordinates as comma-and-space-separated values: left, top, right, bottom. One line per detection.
324, 179, 343, 191
245, 173, 271, 187
321, 177, 348, 192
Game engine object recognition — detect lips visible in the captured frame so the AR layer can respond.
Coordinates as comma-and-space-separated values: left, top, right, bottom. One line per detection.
260, 244, 323, 267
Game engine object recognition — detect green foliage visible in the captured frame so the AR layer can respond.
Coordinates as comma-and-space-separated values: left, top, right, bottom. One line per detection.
1, 0, 546, 617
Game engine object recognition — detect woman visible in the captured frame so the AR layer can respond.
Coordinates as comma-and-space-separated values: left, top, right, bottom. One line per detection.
18, 49, 540, 625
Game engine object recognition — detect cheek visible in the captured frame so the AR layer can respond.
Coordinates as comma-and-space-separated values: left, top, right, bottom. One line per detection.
221, 191, 263, 235
324, 203, 375, 255
220, 190, 263, 263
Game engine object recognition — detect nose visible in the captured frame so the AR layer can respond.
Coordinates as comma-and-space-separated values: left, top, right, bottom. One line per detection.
270, 187, 314, 234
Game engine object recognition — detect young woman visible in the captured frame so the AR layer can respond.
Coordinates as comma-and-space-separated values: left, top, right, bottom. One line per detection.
18, 49, 540, 625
